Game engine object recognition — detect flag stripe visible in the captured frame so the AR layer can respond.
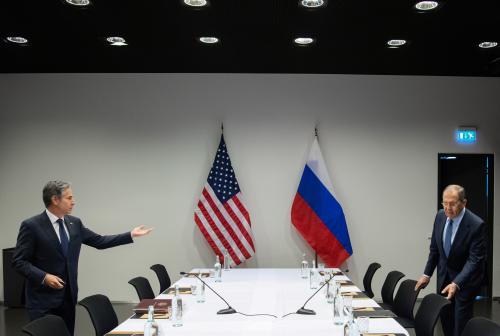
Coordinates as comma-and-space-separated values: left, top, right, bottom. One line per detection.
194, 212, 224, 258
199, 201, 239, 265
203, 186, 253, 260
306, 139, 335, 195
291, 193, 350, 266
297, 164, 352, 254
195, 199, 238, 264
232, 196, 251, 226
201, 187, 250, 262
198, 193, 243, 265
225, 197, 255, 251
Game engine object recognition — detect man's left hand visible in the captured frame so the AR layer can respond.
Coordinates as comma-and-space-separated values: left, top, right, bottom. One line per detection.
131, 225, 154, 238
441, 282, 458, 300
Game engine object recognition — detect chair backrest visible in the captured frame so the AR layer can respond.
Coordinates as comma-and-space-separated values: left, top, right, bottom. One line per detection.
150, 264, 172, 294
381, 270, 405, 306
414, 293, 451, 336
22, 315, 71, 336
79, 294, 118, 336
362, 262, 381, 298
128, 276, 155, 300
461, 317, 500, 336
393, 279, 420, 320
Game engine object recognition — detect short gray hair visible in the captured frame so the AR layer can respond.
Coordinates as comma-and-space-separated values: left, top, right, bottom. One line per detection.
443, 184, 466, 202
43, 180, 71, 207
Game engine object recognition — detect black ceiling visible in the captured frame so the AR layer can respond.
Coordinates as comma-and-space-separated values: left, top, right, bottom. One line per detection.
1, 0, 500, 76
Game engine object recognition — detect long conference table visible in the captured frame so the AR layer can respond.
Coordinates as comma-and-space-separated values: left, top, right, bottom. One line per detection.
108, 268, 409, 336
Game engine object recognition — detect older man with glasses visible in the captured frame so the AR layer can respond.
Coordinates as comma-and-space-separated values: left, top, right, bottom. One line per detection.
415, 184, 486, 336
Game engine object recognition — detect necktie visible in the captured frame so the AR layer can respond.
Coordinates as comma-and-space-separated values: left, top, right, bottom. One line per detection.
57, 218, 69, 257
444, 219, 454, 257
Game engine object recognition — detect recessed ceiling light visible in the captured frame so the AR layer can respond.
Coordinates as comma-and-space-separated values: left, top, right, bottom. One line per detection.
5, 36, 28, 44
199, 37, 219, 44
415, 1, 439, 11
387, 39, 407, 48
106, 37, 127, 46
300, 0, 325, 8
184, 0, 207, 7
478, 41, 498, 49
65, 0, 91, 6
294, 37, 314, 45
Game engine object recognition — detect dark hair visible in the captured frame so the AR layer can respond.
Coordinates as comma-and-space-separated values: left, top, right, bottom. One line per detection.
42, 180, 71, 207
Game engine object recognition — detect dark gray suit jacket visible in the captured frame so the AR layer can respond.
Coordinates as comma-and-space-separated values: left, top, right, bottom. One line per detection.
424, 208, 486, 294
12, 211, 133, 309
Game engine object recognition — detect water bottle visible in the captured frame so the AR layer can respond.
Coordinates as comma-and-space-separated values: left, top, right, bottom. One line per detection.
214, 255, 222, 282
326, 279, 336, 304
343, 296, 353, 325
196, 271, 206, 303
144, 305, 159, 336
333, 286, 344, 325
318, 263, 325, 285
310, 260, 319, 289
300, 253, 309, 279
171, 285, 183, 327
223, 250, 231, 271
343, 308, 359, 336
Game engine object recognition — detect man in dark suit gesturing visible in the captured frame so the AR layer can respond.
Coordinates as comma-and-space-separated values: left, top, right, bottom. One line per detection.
13, 180, 153, 335
415, 184, 486, 336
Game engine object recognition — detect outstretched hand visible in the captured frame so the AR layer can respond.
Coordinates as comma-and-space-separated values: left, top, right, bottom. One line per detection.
131, 225, 154, 238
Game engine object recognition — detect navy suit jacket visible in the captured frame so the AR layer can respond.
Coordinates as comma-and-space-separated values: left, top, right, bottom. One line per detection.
424, 208, 486, 294
12, 211, 133, 309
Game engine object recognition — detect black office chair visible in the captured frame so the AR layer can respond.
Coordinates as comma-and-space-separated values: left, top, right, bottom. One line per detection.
379, 270, 405, 310
393, 279, 421, 328
362, 262, 381, 298
79, 294, 118, 336
22, 315, 71, 336
461, 317, 500, 336
128, 276, 155, 300
414, 293, 451, 336
150, 264, 172, 294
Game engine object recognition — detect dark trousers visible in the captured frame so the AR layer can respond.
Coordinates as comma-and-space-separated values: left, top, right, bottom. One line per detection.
27, 286, 75, 336
440, 281, 477, 336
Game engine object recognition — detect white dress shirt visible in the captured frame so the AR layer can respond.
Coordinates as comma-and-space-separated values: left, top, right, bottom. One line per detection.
45, 209, 70, 243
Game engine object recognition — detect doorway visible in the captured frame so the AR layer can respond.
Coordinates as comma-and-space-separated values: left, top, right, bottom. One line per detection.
438, 153, 494, 298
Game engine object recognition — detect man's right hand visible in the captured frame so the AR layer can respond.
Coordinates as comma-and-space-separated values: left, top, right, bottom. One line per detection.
415, 275, 430, 291
43, 273, 65, 289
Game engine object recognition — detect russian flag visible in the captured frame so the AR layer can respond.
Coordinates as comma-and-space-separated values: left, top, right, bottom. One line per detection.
291, 137, 353, 267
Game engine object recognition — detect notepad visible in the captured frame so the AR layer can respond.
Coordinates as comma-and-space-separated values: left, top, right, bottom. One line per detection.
342, 291, 368, 298
353, 309, 397, 318
164, 286, 194, 295
319, 271, 343, 276
138, 312, 170, 319
184, 272, 210, 278
133, 299, 171, 314
353, 307, 376, 312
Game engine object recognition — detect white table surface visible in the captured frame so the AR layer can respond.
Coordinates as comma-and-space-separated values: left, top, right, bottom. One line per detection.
110, 268, 408, 335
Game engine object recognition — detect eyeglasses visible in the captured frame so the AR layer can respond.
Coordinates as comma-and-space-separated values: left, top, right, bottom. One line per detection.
441, 201, 461, 208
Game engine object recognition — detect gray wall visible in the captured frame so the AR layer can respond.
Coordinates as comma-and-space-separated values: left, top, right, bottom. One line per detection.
0, 74, 499, 302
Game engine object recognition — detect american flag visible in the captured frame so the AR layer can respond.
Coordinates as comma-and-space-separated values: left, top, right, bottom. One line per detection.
194, 135, 255, 266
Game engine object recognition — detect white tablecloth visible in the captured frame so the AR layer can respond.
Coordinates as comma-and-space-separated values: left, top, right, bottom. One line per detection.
110, 268, 408, 335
